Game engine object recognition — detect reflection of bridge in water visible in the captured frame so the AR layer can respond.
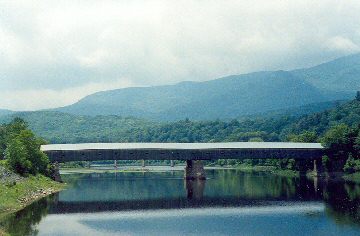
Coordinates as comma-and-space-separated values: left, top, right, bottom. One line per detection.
49, 196, 324, 214
41, 142, 324, 179
48, 172, 323, 214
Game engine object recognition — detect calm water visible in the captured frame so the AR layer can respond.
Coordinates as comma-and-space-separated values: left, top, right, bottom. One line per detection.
2, 169, 360, 236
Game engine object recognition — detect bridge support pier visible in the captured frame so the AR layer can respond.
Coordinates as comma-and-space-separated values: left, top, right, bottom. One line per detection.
51, 162, 62, 182
313, 158, 324, 177
170, 160, 174, 167
184, 160, 206, 180
142, 159, 145, 168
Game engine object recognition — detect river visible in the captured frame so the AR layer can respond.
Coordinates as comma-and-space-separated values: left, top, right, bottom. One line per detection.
2, 169, 360, 235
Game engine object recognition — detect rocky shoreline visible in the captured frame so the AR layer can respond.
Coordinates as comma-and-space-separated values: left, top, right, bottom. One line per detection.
0, 166, 23, 184
0, 165, 65, 216
16, 187, 61, 211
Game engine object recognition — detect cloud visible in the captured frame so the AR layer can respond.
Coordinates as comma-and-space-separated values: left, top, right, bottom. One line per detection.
0, 0, 360, 110
324, 36, 360, 52
0, 78, 134, 111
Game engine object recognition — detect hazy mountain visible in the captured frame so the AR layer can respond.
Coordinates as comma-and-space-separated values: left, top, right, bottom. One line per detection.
55, 54, 359, 120
292, 53, 360, 92
0, 109, 14, 117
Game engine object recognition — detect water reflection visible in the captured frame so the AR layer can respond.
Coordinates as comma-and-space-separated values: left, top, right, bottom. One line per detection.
186, 179, 205, 200
1, 170, 360, 235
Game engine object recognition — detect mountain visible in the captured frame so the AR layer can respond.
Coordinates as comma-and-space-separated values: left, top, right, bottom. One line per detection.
0, 109, 14, 117
292, 53, 360, 92
56, 54, 360, 120
56, 67, 353, 120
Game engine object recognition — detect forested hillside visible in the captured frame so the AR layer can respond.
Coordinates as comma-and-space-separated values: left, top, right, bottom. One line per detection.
1, 95, 359, 145
282, 98, 360, 137
0, 109, 13, 117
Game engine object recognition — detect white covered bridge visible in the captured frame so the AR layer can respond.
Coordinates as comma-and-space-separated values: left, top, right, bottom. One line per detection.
41, 142, 324, 179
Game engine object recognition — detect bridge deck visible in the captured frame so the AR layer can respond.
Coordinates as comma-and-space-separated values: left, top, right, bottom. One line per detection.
41, 142, 324, 162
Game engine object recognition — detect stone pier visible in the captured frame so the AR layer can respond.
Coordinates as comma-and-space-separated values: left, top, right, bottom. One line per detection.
313, 158, 324, 177
170, 160, 174, 167
184, 160, 206, 180
142, 159, 145, 167
51, 162, 62, 182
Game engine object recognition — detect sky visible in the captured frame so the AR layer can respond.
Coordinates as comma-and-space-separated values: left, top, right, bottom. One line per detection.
1, 0, 360, 111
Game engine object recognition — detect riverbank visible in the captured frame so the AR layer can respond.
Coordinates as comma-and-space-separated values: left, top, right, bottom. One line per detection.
60, 164, 300, 177
223, 165, 299, 177
0, 167, 65, 235
61, 164, 360, 182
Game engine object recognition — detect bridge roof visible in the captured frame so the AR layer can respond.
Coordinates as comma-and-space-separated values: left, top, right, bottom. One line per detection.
41, 142, 323, 152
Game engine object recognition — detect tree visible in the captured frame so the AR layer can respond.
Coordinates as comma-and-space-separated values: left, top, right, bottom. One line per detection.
0, 125, 6, 159
321, 124, 351, 149
16, 130, 49, 175
3, 119, 50, 176
288, 131, 318, 143
354, 129, 360, 158
344, 154, 356, 173
321, 124, 355, 171
5, 138, 32, 176
5, 118, 28, 141
248, 137, 264, 142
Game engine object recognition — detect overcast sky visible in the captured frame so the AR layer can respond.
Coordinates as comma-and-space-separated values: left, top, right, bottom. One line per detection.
1, 0, 360, 110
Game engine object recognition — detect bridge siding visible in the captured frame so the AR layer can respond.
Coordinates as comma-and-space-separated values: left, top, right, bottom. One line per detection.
45, 148, 323, 163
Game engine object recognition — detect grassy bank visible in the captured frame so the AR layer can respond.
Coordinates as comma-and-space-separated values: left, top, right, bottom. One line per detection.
0, 175, 64, 216
0, 170, 65, 236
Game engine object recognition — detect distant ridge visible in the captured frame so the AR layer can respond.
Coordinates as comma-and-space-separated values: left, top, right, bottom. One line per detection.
0, 109, 14, 117
49, 53, 359, 120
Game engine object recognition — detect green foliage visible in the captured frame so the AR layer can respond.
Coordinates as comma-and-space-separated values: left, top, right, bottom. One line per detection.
286, 159, 296, 170
321, 124, 360, 172
15, 130, 49, 175
287, 131, 318, 142
344, 154, 360, 173
321, 124, 351, 148
283, 99, 360, 137
322, 155, 330, 171
5, 139, 32, 176
344, 154, 356, 173
0, 175, 63, 214
248, 137, 264, 142
354, 130, 360, 155
1, 118, 50, 177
